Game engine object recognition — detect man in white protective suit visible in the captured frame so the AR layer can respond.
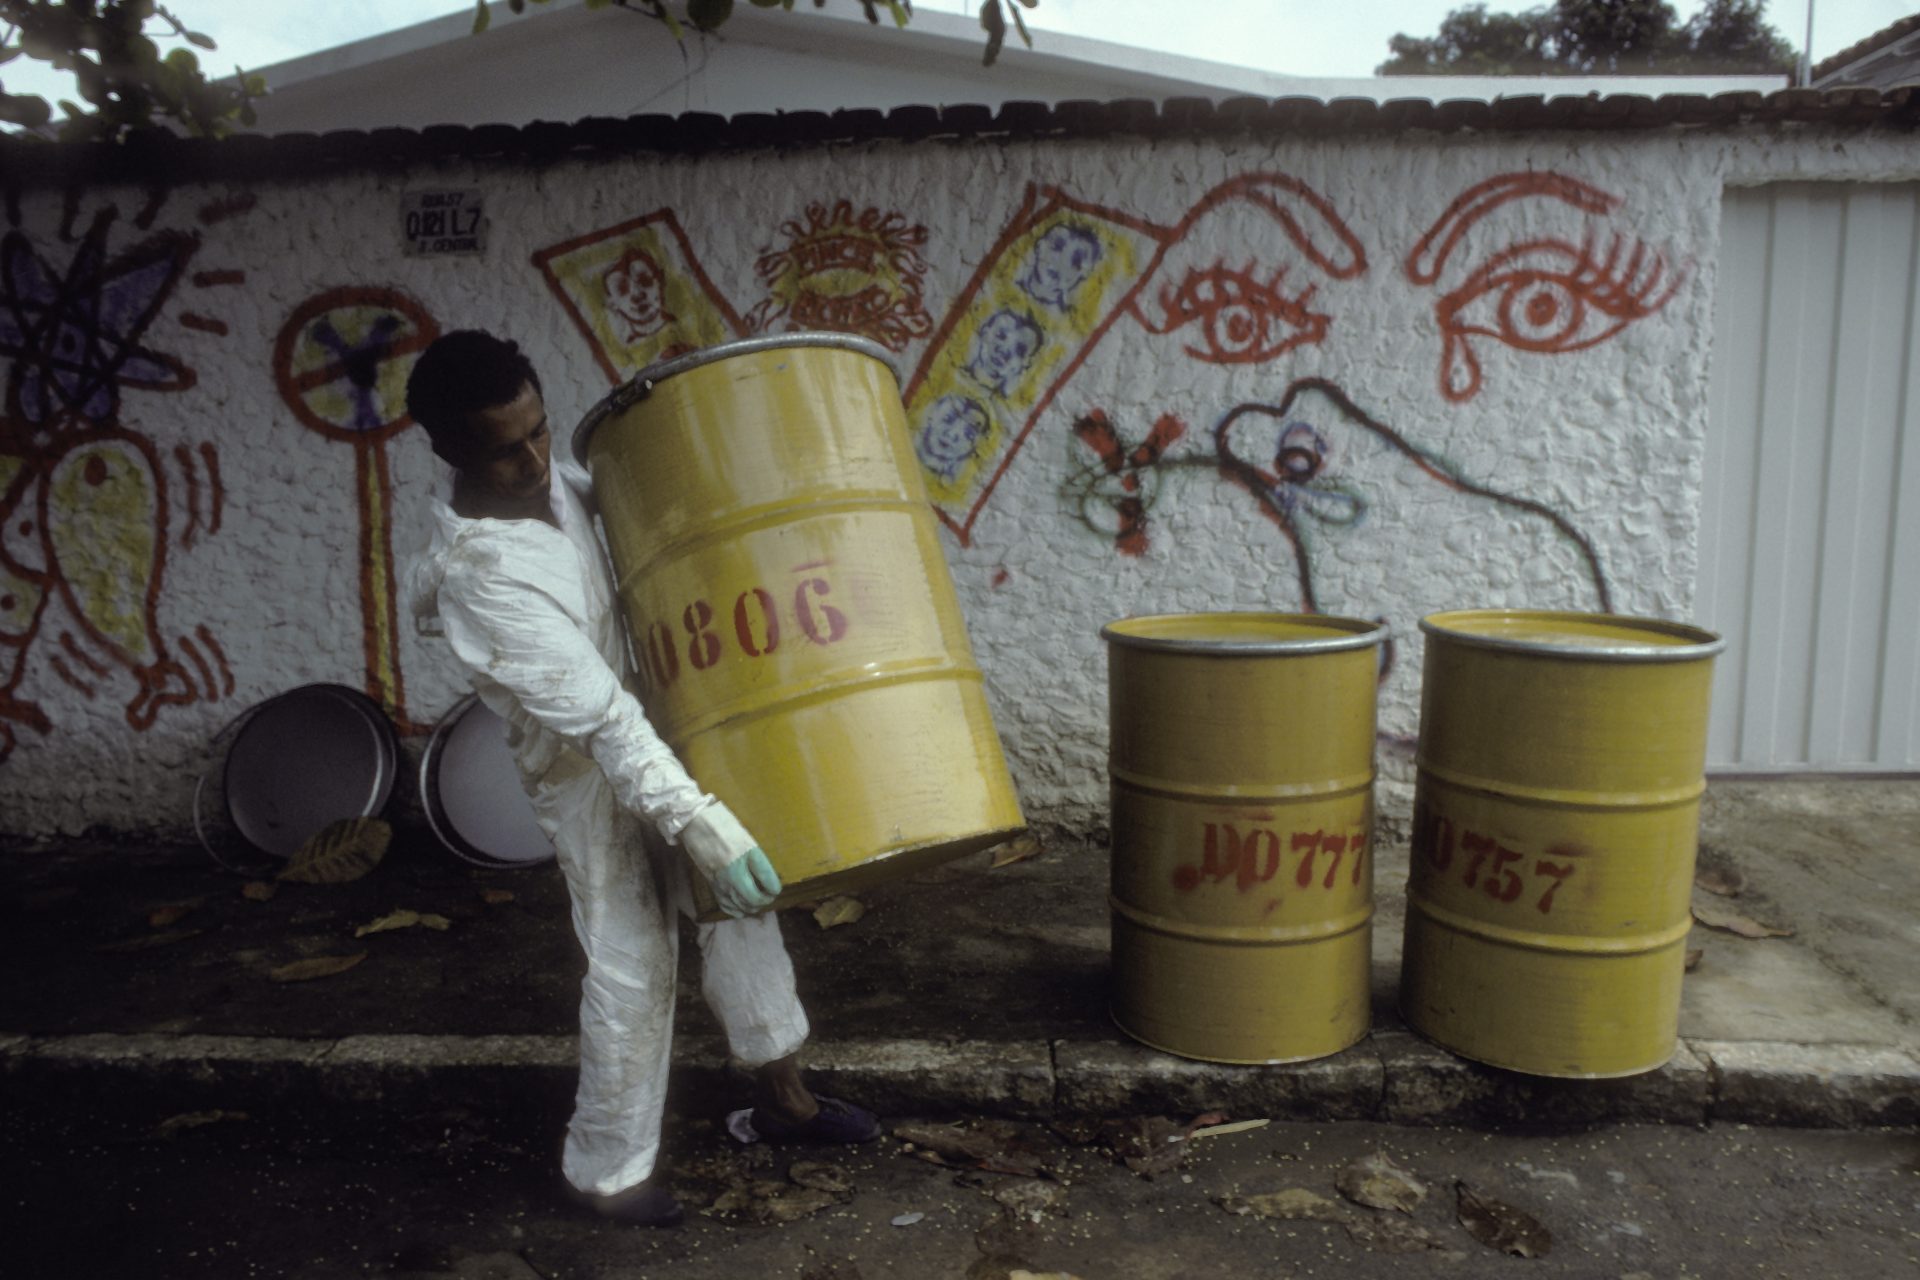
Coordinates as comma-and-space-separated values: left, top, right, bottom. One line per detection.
404, 330, 879, 1226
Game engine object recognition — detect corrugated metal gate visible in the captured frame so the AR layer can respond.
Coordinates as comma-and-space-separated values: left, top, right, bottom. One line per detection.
1700, 182, 1920, 771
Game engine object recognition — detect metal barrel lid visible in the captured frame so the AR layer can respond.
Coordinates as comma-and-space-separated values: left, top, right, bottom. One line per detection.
420, 694, 555, 869
1101, 612, 1389, 656
223, 683, 399, 859
1419, 609, 1726, 662
572, 332, 900, 466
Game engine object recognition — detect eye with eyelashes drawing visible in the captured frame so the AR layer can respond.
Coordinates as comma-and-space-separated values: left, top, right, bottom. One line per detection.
1148, 263, 1330, 365
1434, 232, 1683, 403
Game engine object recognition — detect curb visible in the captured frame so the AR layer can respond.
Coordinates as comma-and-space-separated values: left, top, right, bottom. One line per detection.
6, 1030, 1916, 1129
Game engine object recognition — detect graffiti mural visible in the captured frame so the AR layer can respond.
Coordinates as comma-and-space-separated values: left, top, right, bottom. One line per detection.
747, 200, 933, 352
1405, 173, 1686, 403
1061, 408, 1189, 558
532, 210, 744, 383
272, 286, 441, 733
1212, 378, 1612, 615
905, 174, 1367, 543
0, 200, 235, 761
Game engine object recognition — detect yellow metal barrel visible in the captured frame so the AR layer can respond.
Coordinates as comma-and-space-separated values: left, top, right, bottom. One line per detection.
1103, 613, 1387, 1064
575, 334, 1025, 912
1399, 609, 1724, 1078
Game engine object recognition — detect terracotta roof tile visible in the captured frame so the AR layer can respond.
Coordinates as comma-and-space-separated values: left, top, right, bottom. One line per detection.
0, 90, 1912, 186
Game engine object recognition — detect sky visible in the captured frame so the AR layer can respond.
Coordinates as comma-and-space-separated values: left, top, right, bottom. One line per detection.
1, 0, 1909, 106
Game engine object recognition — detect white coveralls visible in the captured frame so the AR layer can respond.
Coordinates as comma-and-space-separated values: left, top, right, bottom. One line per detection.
406, 459, 810, 1195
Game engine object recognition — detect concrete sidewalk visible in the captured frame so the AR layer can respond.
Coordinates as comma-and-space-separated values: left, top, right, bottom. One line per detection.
2, 779, 1915, 1131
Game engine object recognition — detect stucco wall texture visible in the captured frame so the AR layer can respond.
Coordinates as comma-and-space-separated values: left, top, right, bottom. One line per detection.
2, 126, 1914, 839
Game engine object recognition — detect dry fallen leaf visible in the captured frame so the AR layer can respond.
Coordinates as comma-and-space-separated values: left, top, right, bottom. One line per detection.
1217, 1188, 1351, 1222
1691, 894, 1794, 939
893, 1121, 1049, 1178
1456, 1181, 1552, 1257
240, 880, 278, 902
787, 1162, 852, 1195
155, 1109, 248, 1138
355, 909, 452, 938
269, 952, 367, 983
480, 888, 515, 905
96, 928, 203, 953
147, 900, 200, 928
1694, 863, 1746, 897
812, 896, 866, 930
279, 817, 391, 885
990, 835, 1044, 869
1685, 947, 1705, 972
1336, 1150, 1428, 1214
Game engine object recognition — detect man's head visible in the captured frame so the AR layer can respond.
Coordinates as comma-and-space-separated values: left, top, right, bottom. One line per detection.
406, 330, 552, 515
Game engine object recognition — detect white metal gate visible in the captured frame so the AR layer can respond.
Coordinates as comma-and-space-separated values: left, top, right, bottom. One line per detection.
1700, 182, 1920, 771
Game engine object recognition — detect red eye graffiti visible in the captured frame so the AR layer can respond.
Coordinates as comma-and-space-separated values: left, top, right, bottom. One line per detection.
1150, 263, 1328, 364
1407, 172, 1688, 404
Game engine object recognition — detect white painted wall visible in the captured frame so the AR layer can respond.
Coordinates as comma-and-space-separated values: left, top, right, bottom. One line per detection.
2, 124, 1916, 838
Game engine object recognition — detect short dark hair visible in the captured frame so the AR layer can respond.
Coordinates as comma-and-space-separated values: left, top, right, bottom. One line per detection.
405, 330, 543, 459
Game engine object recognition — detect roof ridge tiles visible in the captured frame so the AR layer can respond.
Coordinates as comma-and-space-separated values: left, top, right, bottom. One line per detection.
0, 91, 1911, 186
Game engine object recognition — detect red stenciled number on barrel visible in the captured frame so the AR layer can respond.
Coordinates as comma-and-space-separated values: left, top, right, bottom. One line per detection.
733, 587, 780, 657
794, 576, 848, 645
1235, 826, 1280, 892
1484, 842, 1525, 902
683, 599, 722, 670
1460, 829, 1496, 890
1534, 859, 1575, 912
1292, 829, 1320, 888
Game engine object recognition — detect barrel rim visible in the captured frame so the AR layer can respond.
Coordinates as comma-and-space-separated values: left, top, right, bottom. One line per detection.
572, 332, 899, 465
1419, 609, 1726, 662
1100, 611, 1389, 656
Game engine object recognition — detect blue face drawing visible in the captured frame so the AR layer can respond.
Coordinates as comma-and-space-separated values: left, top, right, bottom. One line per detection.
1018, 223, 1102, 311
916, 394, 991, 482
965, 309, 1043, 397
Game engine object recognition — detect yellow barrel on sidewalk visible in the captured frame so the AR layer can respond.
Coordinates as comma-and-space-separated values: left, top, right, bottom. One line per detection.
1399, 609, 1724, 1078
1103, 613, 1388, 1064
575, 334, 1025, 910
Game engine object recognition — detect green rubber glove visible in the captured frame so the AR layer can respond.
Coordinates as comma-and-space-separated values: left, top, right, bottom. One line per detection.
680, 801, 783, 917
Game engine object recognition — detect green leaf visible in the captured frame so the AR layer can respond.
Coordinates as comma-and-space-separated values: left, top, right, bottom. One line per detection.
184, 30, 216, 50
886, 0, 908, 28
0, 92, 53, 129
979, 0, 1005, 66
165, 47, 200, 74
1009, 0, 1029, 47
0, 47, 22, 68
472, 0, 491, 34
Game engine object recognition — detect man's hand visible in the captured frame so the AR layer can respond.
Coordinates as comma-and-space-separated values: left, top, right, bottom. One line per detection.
680, 801, 783, 917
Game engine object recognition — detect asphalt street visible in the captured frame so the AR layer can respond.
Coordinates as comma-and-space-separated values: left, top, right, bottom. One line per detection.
3, 1098, 1915, 1280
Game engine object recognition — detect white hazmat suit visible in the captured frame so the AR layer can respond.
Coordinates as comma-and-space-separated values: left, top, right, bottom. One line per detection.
407, 459, 810, 1195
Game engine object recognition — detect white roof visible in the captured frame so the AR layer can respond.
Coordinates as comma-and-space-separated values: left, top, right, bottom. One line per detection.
238, 0, 1788, 135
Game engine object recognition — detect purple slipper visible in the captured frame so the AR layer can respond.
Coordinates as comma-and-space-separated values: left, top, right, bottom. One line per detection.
751, 1095, 882, 1145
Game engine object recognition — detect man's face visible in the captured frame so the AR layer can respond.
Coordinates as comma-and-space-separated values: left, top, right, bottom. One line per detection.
456, 381, 551, 511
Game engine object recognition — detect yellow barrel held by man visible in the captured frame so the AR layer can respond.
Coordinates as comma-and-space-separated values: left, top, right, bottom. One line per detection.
575, 334, 1025, 913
